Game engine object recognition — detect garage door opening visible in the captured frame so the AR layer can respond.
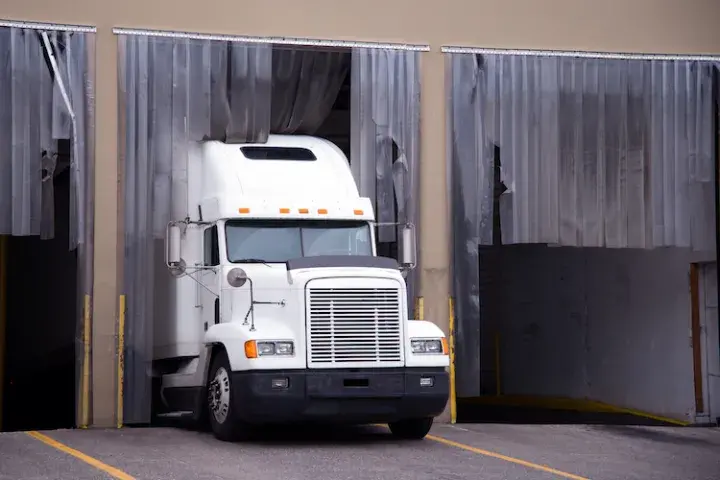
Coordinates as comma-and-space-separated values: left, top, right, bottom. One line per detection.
0, 26, 96, 432
2, 155, 77, 432
116, 32, 422, 425
456, 244, 713, 426
448, 52, 720, 426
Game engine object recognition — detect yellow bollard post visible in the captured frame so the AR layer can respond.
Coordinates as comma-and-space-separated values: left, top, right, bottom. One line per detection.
81, 294, 91, 428
448, 297, 457, 424
416, 296, 424, 320
117, 295, 125, 428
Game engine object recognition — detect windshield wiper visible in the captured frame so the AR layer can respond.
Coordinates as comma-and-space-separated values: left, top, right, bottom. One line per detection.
233, 258, 272, 267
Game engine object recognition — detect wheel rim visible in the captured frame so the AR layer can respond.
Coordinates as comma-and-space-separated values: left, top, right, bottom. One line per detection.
208, 366, 231, 424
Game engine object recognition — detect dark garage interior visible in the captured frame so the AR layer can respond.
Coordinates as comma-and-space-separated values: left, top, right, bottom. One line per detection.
0, 27, 93, 433
0, 147, 78, 433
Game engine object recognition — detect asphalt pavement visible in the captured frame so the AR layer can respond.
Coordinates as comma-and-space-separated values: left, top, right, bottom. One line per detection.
1, 423, 719, 480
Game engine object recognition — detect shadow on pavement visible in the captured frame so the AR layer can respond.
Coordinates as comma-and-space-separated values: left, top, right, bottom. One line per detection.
133, 421, 406, 446
591, 424, 720, 446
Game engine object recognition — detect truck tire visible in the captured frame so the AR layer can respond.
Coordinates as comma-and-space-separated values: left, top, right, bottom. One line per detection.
388, 417, 434, 440
207, 350, 251, 442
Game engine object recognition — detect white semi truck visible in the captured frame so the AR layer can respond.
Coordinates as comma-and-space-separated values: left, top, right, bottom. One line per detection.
155, 134, 450, 441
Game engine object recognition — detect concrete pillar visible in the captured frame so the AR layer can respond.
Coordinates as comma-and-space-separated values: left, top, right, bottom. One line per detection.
90, 26, 119, 428
419, 50, 452, 422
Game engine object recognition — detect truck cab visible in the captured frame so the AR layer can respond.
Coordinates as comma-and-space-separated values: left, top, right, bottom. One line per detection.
155, 134, 449, 441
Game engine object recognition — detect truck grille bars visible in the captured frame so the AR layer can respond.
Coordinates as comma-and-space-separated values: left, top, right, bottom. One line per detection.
307, 286, 403, 367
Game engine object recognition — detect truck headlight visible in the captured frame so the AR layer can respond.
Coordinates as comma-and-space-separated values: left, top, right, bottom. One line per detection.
245, 340, 295, 358
273, 341, 294, 356
411, 338, 448, 355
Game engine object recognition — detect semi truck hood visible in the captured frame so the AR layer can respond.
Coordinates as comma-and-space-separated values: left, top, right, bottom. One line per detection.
221, 255, 405, 295
219, 256, 407, 335
286, 255, 405, 287
218, 256, 409, 369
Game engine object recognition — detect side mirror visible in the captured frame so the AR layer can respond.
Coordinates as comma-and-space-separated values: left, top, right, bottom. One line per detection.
166, 222, 186, 276
227, 267, 249, 288
401, 224, 417, 270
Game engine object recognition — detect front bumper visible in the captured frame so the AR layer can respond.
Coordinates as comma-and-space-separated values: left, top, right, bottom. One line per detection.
231, 367, 449, 424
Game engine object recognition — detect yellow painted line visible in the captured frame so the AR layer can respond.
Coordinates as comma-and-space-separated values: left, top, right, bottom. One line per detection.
26, 431, 135, 480
426, 433, 590, 480
582, 400, 690, 427
463, 395, 690, 427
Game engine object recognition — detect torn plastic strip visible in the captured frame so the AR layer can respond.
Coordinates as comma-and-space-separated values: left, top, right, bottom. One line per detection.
40, 31, 83, 247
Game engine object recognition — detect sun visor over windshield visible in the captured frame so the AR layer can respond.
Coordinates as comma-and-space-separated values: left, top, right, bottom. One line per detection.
286, 255, 399, 271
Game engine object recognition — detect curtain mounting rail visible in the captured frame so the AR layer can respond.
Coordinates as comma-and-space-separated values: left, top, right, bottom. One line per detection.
0, 20, 95, 33
441, 46, 720, 62
113, 28, 430, 51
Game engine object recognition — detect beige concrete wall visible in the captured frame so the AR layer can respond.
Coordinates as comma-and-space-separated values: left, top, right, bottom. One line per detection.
3, 0, 720, 53
2, 0, 720, 427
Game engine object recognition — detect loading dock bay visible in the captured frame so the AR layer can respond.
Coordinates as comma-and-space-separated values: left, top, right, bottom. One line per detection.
1, 423, 718, 480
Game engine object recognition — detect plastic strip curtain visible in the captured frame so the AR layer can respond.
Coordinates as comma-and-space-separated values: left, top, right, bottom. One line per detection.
0, 26, 95, 425
351, 48, 421, 312
119, 34, 351, 424
477, 54, 715, 250
119, 34, 272, 424
447, 54, 494, 396
448, 53, 718, 396
0, 27, 91, 246
271, 46, 348, 134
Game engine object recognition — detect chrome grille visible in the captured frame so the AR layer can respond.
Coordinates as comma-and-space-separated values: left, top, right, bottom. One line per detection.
307, 287, 402, 365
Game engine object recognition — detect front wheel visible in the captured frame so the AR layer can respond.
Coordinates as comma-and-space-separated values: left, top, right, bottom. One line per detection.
388, 417, 434, 440
207, 350, 251, 442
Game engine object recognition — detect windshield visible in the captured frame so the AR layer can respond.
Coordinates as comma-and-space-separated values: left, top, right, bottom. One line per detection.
225, 220, 373, 263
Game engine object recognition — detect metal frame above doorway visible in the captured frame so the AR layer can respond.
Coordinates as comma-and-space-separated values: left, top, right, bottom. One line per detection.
0, 19, 95, 33
113, 27, 430, 51
440, 45, 720, 62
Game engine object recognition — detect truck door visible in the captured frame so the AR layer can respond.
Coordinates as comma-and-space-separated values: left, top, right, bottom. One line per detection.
201, 225, 221, 331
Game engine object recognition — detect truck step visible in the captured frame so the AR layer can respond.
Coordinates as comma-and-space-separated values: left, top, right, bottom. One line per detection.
157, 411, 194, 419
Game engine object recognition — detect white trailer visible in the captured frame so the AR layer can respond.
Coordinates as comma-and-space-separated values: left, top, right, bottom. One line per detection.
156, 134, 449, 441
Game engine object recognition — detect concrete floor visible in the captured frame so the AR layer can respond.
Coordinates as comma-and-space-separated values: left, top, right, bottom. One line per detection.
1, 423, 719, 480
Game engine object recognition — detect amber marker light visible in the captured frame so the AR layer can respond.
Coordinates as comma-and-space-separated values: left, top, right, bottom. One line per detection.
441, 338, 449, 355
244, 340, 258, 359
